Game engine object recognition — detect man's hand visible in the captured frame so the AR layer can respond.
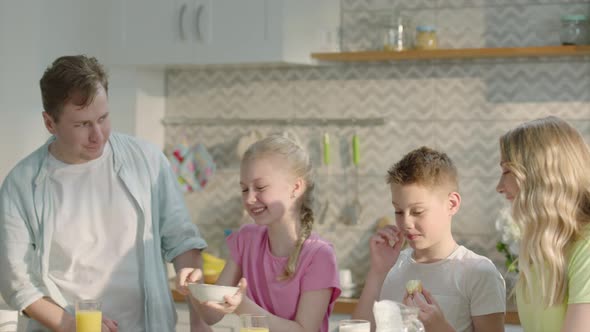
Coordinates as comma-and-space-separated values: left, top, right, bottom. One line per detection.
101, 317, 119, 332
176, 268, 204, 295
60, 315, 118, 332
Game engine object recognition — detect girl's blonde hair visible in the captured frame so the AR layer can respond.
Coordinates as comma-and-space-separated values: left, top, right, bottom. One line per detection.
500, 116, 590, 307
242, 134, 315, 280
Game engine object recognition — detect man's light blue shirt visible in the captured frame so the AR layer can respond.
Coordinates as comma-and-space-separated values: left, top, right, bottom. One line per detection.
0, 133, 207, 331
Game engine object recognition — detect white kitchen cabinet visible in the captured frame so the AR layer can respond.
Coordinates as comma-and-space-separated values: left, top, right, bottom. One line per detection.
108, 0, 340, 66
108, 0, 192, 65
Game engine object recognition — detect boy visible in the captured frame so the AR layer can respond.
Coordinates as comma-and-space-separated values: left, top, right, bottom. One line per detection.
352, 147, 505, 332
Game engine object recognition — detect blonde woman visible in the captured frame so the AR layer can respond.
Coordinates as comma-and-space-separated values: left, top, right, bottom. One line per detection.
191, 134, 341, 332
496, 116, 590, 332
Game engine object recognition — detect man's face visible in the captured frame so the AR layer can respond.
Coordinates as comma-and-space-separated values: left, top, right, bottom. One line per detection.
43, 85, 111, 164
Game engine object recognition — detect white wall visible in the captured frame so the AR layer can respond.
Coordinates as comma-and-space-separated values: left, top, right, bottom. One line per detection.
133, 69, 166, 150
38, 0, 109, 63
0, 2, 48, 183
107, 66, 166, 150
0, 0, 112, 181
0, 0, 165, 182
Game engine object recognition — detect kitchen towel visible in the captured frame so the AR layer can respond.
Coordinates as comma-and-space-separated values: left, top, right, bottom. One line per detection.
170, 143, 216, 193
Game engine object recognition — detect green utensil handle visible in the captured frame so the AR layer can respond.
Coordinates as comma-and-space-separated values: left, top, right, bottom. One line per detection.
352, 134, 360, 166
323, 133, 330, 165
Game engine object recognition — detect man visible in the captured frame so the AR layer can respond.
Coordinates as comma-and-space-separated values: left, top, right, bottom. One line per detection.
0, 55, 210, 331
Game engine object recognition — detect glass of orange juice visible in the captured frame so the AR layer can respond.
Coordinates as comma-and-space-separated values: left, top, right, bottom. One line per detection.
75, 299, 102, 332
240, 314, 269, 332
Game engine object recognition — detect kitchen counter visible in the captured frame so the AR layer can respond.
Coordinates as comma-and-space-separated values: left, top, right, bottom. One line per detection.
333, 297, 520, 325
172, 286, 520, 325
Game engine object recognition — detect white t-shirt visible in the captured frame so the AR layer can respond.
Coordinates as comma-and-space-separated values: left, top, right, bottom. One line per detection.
379, 246, 505, 332
46, 143, 144, 331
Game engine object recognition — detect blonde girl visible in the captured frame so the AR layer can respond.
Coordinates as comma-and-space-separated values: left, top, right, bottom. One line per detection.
194, 134, 341, 332
496, 116, 590, 332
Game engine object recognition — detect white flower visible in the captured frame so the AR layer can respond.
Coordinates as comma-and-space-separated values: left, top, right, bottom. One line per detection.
495, 205, 520, 256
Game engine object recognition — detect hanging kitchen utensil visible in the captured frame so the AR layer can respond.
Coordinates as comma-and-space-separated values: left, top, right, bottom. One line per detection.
323, 132, 331, 167
351, 132, 362, 224
318, 132, 331, 225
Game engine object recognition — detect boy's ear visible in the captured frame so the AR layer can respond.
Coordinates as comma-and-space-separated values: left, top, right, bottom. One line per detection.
448, 192, 461, 216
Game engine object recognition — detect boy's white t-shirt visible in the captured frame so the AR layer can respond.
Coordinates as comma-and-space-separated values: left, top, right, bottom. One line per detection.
46, 143, 144, 331
379, 246, 506, 332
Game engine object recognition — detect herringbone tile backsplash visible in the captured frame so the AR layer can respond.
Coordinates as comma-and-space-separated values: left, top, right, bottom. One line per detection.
165, 0, 590, 286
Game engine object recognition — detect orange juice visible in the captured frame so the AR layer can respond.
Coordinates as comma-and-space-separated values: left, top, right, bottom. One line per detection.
240, 329, 269, 332
75, 310, 102, 332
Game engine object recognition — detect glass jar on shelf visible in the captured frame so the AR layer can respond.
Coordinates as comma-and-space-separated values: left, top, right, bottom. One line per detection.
560, 14, 589, 45
415, 25, 438, 50
378, 13, 413, 51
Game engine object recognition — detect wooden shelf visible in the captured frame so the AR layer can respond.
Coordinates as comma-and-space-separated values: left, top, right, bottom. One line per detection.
311, 45, 590, 62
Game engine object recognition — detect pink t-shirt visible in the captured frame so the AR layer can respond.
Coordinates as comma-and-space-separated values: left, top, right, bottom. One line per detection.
227, 224, 341, 332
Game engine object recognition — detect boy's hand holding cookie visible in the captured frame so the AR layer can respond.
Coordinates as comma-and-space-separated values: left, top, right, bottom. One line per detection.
404, 279, 427, 308
369, 225, 405, 275
405, 279, 423, 295
404, 287, 455, 332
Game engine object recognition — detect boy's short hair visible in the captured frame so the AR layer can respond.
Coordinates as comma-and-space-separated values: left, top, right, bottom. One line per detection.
386, 146, 459, 192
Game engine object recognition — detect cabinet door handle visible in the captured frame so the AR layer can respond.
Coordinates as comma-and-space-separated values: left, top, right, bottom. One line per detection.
178, 3, 188, 40
195, 4, 204, 41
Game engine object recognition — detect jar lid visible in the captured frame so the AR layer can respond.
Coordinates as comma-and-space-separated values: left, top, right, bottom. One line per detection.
561, 14, 588, 22
416, 25, 436, 32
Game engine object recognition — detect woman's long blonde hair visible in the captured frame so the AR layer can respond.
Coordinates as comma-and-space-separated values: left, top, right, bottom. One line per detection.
242, 134, 315, 280
500, 116, 590, 307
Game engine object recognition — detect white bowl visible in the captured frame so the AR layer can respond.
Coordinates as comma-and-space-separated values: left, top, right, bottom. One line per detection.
188, 283, 239, 303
